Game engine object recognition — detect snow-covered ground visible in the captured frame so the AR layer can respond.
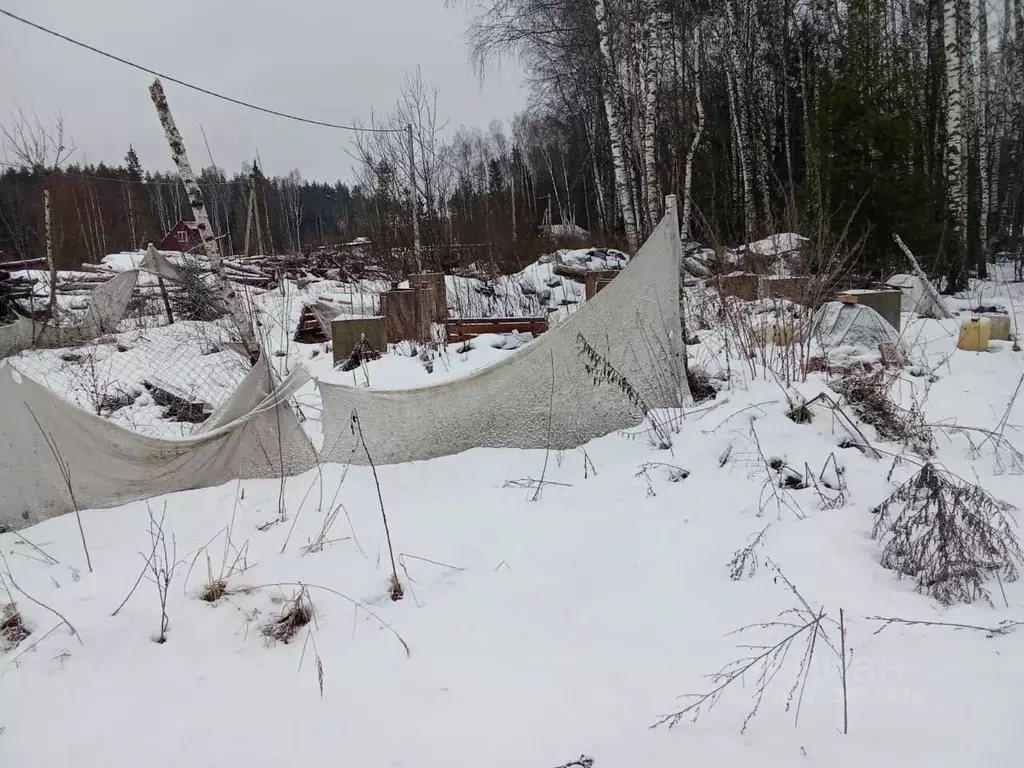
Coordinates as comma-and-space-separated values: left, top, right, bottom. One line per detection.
3, 259, 1024, 766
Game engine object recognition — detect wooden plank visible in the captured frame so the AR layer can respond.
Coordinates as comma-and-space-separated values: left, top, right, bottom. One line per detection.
443, 316, 548, 343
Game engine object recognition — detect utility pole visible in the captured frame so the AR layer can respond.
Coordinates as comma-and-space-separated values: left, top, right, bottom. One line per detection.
407, 123, 421, 272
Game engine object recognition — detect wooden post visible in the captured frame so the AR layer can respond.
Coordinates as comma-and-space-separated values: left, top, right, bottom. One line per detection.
149, 79, 260, 361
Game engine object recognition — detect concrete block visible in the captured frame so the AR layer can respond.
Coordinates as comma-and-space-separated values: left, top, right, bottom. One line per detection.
836, 289, 902, 331
983, 312, 1012, 341
718, 273, 767, 302
766, 276, 813, 305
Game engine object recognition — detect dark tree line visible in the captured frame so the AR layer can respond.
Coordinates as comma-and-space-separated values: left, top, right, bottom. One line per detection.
5, 0, 1024, 287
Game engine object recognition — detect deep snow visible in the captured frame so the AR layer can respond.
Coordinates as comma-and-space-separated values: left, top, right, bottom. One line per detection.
3, 258, 1024, 766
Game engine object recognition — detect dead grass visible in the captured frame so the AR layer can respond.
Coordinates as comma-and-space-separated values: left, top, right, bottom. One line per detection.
262, 587, 314, 644
200, 579, 228, 603
1, 603, 30, 648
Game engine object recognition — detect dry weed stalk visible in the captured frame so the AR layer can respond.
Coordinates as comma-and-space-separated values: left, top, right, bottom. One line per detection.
749, 423, 806, 520
145, 507, 182, 643
635, 462, 689, 497
865, 615, 1023, 637
531, 351, 557, 502
871, 464, 1023, 605
576, 332, 674, 449
653, 562, 841, 733
728, 524, 771, 580
351, 410, 402, 601
297, 625, 326, 698
25, 405, 92, 572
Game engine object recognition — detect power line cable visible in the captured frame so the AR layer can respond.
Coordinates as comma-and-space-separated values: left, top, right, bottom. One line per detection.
0, 7, 405, 134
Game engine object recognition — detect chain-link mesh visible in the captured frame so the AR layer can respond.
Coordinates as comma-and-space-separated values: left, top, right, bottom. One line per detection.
3, 262, 250, 437
1, 245, 605, 438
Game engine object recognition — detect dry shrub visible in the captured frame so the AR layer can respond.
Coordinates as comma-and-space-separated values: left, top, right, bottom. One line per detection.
832, 368, 935, 456
169, 263, 226, 322
262, 587, 314, 644
200, 579, 227, 603
686, 366, 717, 403
1, 603, 30, 648
872, 463, 1023, 605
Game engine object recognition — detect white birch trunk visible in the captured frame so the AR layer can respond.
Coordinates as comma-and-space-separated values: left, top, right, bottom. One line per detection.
595, 0, 640, 252
978, 0, 991, 267
798, 45, 820, 223
893, 233, 954, 318
510, 168, 517, 241
680, 27, 705, 241
149, 79, 260, 361
726, 67, 756, 243
642, 9, 662, 234
725, 0, 757, 242
44, 189, 56, 322
943, 0, 966, 282
958, 0, 973, 241
589, 125, 608, 232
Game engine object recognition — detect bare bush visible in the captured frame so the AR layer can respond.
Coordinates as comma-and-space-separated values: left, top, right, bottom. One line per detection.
169, 263, 226, 322
832, 369, 935, 457
871, 464, 1023, 605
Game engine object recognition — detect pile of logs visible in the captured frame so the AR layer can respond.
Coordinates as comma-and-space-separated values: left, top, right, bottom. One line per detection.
1, 245, 393, 321
0, 259, 42, 321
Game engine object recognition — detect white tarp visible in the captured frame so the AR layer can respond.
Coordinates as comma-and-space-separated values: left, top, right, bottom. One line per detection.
317, 206, 688, 466
1, 208, 688, 528
800, 301, 906, 353
0, 359, 316, 529
140, 244, 184, 282
79, 269, 139, 336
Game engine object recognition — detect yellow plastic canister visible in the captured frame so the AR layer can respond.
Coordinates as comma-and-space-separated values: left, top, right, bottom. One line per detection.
957, 316, 991, 352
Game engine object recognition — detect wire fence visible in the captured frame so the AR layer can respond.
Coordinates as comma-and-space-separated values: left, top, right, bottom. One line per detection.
1, 244, 597, 438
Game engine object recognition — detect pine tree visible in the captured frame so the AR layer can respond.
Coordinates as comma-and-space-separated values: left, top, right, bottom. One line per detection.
125, 145, 143, 182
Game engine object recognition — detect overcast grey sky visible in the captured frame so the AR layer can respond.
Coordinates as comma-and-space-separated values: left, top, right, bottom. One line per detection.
0, 0, 526, 181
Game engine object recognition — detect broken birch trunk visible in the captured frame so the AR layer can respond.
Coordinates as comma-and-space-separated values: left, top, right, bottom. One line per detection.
892, 233, 953, 319
149, 79, 260, 362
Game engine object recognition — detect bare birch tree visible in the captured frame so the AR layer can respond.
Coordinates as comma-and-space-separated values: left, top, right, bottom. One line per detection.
595, 0, 640, 251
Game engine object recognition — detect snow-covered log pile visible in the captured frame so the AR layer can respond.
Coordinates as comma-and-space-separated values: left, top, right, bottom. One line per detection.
683, 233, 809, 277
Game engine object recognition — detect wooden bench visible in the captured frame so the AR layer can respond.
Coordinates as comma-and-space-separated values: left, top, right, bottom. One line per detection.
444, 316, 549, 343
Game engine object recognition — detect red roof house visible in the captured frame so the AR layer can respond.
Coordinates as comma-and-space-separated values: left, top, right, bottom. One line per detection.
159, 221, 204, 253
